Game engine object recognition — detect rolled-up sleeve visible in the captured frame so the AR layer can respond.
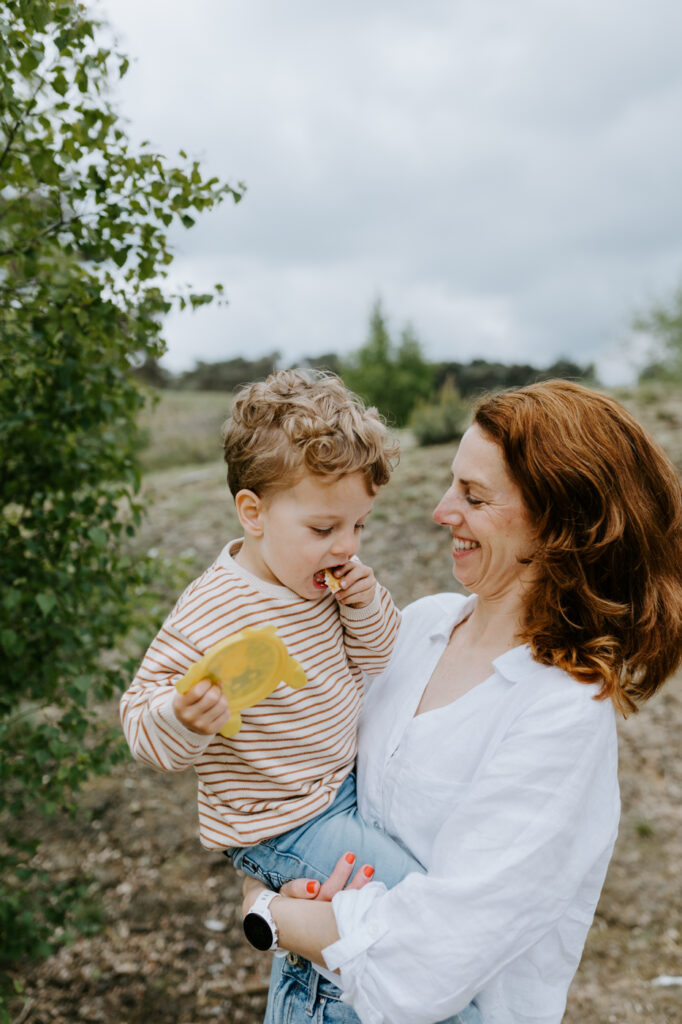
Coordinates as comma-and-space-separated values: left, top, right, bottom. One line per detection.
323, 689, 620, 1024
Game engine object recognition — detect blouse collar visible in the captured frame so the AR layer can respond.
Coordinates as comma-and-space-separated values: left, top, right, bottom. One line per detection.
427, 593, 477, 641
427, 592, 540, 683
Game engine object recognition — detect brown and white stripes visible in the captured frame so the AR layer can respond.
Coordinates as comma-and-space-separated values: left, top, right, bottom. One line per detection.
120, 540, 400, 849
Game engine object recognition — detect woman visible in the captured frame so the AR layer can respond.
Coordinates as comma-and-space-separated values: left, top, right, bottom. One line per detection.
241, 380, 682, 1024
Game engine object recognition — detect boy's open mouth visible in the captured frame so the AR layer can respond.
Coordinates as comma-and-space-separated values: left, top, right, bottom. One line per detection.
313, 568, 342, 591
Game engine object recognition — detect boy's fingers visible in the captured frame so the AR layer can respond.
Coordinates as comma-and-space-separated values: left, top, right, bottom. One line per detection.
203, 692, 230, 723
336, 576, 376, 608
317, 852, 357, 901
204, 685, 226, 708
330, 558, 366, 583
336, 567, 374, 596
205, 707, 229, 730
182, 678, 213, 703
336, 562, 368, 582
191, 682, 226, 713
175, 680, 229, 735
279, 878, 321, 899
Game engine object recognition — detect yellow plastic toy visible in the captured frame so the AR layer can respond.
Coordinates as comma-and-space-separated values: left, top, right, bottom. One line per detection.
175, 625, 307, 738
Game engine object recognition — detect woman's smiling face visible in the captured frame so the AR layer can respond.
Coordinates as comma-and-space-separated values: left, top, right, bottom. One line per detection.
432, 424, 538, 603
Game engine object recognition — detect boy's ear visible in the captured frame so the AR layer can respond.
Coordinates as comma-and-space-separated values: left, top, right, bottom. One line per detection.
235, 489, 264, 537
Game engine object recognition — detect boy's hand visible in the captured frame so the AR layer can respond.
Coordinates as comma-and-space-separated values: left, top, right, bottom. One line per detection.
173, 678, 230, 735
329, 558, 376, 608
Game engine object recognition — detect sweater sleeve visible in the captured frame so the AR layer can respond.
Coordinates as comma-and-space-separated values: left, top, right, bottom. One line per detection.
120, 621, 214, 772
323, 689, 620, 1024
339, 582, 401, 677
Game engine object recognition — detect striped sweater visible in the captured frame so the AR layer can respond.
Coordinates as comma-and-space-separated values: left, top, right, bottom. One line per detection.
120, 539, 400, 849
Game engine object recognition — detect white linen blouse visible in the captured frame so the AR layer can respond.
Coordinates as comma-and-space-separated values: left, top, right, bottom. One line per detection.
323, 593, 620, 1024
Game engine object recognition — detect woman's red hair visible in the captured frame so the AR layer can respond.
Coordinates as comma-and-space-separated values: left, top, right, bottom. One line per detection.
474, 380, 682, 714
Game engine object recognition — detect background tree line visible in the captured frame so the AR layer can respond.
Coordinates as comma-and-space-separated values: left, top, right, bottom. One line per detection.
135, 298, 596, 438
138, 281, 682, 423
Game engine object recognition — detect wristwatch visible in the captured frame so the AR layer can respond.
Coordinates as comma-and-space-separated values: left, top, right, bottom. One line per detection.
243, 888, 279, 951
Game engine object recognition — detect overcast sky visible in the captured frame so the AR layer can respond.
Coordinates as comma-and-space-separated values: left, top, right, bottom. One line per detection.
103, 0, 682, 383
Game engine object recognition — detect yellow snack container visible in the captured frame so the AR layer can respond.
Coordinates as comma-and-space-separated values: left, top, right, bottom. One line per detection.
175, 625, 307, 737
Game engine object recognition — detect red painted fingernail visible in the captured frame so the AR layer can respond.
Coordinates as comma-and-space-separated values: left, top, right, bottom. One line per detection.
345, 852, 356, 864
363, 865, 374, 878
307, 881, 319, 894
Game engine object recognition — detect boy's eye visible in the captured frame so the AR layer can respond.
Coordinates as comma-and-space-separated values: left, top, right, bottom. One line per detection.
311, 527, 332, 536
354, 523, 366, 532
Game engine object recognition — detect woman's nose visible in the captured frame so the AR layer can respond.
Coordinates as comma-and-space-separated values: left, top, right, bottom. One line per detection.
433, 491, 462, 526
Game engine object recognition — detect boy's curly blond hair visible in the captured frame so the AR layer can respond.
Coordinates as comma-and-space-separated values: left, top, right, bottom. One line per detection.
222, 369, 399, 498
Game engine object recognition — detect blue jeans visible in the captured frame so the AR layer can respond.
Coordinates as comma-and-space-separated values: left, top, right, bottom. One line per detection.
227, 773, 480, 1023
264, 952, 482, 1024
227, 772, 422, 890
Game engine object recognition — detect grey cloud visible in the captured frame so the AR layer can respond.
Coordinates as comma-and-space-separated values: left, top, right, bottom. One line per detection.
109, 0, 682, 380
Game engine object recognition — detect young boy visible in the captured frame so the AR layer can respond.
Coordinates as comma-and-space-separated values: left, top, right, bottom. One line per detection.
120, 370, 421, 902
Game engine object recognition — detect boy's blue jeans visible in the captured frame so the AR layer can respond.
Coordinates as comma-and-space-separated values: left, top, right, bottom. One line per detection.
264, 953, 482, 1024
226, 772, 421, 890
227, 772, 481, 1024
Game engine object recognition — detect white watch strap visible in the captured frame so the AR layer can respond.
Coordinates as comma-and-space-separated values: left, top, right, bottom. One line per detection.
249, 888, 278, 915
247, 888, 279, 949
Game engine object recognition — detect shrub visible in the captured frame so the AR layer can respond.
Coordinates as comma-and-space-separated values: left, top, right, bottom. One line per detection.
0, 0, 241, 1000
341, 301, 435, 427
409, 379, 471, 446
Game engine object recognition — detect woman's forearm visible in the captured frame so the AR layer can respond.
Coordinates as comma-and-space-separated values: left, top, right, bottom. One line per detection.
271, 893, 340, 965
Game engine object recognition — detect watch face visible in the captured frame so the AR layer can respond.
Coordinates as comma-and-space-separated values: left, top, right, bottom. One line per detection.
243, 911, 274, 951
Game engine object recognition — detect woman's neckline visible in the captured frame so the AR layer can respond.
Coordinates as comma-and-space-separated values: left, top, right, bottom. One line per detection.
413, 602, 523, 718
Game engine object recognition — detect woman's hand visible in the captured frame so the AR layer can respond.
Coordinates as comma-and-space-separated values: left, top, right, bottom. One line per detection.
241, 853, 373, 964
281, 851, 375, 900
241, 851, 374, 920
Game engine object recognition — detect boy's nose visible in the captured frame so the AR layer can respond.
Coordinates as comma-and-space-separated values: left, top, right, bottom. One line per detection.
330, 530, 359, 562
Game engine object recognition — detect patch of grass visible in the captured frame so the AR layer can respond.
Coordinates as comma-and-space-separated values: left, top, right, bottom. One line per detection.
138, 390, 233, 471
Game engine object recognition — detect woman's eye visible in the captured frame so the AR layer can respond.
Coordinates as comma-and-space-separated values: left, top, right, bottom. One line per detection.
466, 496, 483, 507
